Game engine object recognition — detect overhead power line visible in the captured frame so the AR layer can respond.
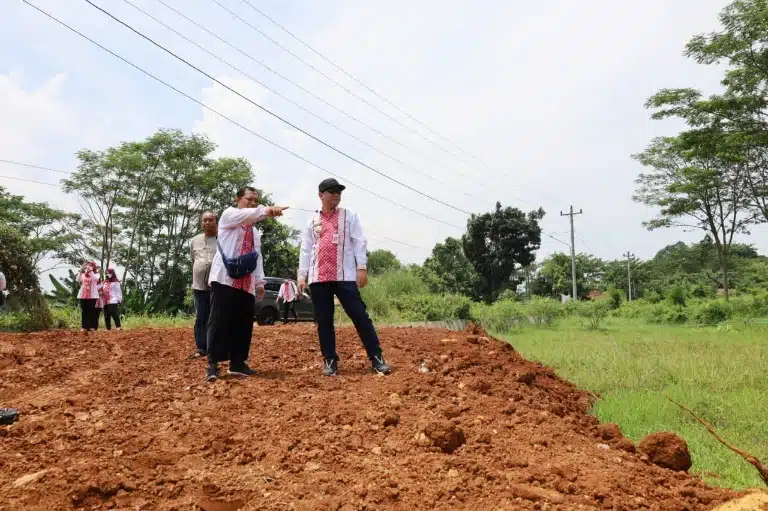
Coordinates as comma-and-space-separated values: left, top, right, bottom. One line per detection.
231, 0, 580, 204
0, 172, 424, 252
151, 0, 479, 188
84, 0, 472, 217
120, 0, 490, 209
209, 0, 464, 163
21, 0, 463, 230
0, 174, 62, 187
237, 0, 487, 166
162, 1, 579, 213
155, 0, 536, 208
0, 159, 71, 175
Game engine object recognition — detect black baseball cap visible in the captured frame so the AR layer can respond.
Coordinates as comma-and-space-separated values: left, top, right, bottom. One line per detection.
318, 178, 346, 193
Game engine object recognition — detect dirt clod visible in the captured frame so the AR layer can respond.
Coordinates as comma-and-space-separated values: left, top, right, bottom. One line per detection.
615, 437, 637, 453
639, 432, 693, 472
508, 483, 565, 503
420, 421, 466, 454
517, 371, 537, 385
383, 413, 400, 427
597, 423, 623, 441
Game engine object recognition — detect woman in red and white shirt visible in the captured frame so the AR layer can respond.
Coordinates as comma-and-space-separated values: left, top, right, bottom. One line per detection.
101, 268, 123, 330
76, 261, 101, 332
204, 186, 287, 382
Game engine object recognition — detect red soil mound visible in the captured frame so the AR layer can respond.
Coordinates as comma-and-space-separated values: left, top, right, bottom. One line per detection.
0, 325, 740, 509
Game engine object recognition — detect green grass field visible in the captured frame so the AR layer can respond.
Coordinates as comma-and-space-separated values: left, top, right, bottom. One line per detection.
503, 318, 768, 490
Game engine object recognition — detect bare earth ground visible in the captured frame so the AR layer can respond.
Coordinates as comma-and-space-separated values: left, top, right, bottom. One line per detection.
0, 324, 749, 510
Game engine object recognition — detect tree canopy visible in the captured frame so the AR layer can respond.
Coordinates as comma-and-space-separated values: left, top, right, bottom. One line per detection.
462, 203, 545, 302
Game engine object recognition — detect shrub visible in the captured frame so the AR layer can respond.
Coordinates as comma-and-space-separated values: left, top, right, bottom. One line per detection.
396, 294, 472, 322
615, 299, 651, 319
666, 284, 687, 306
371, 269, 428, 297
573, 299, 611, 329
637, 302, 687, 325
691, 283, 715, 299
525, 297, 563, 326
664, 306, 689, 324
606, 288, 623, 310
496, 288, 520, 302
692, 300, 733, 325
644, 290, 663, 304
729, 293, 768, 318
472, 300, 526, 333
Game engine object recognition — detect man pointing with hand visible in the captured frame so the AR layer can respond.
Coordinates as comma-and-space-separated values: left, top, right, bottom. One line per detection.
205, 186, 288, 382
298, 178, 391, 376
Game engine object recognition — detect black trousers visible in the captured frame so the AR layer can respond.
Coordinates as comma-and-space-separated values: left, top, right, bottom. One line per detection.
207, 281, 255, 366
193, 290, 211, 353
309, 281, 382, 362
282, 300, 298, 323
79, 299, 98, 330
104, 303, 121, 330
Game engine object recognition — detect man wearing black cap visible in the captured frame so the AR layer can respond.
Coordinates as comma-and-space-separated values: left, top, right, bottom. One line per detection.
298, 178, 391, 376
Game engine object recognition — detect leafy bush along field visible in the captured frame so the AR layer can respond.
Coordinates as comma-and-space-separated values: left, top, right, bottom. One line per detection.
469, 292, 768, 334
350, 269, 473, 323
0, 307, 194, 332
505, 320, 768, 490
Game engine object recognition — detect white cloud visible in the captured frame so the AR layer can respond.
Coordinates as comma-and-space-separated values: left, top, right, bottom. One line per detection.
5, 0, 764, 272
191, 0, 750, 264
0, 72, 76, 206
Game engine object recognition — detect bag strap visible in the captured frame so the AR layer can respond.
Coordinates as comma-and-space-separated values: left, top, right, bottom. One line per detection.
216, 240, 228, 260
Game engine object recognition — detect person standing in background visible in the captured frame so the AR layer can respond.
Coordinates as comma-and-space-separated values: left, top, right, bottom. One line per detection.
95, 279, 104, 330
189, 211, 218, 358
76, 262, 100, 332
205, 187, 287, 382
102, 268, 123, 330
0, 270, 6, 307
298, 178, 391, 377
277, 278, 299, 324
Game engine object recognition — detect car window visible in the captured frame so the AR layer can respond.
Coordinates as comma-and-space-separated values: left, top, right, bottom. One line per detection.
265, 281, 281, 292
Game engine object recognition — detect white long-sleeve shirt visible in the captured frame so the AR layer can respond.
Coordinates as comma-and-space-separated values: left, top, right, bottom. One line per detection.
0, 271, 5, 291
298, 207, 367, 284
101, 281, 123, 304
208, 206, 269, 295
76, 271, 100, 300
278, 280, 298, 302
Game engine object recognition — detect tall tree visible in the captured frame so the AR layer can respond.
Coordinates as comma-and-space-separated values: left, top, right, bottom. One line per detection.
646, 0, 768, 225
632, 131, 754, 299
0, 186, 79, 273
366, 249, 402, 276
0, 224, 53, 329
61, 129, 297, 313
61, 147, 126, 272
462, 203, 545, 302
536, 252, 605, 299
420, 237, 479, 298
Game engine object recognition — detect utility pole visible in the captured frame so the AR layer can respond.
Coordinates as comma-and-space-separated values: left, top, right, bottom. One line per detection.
623, 251, 635, 302
560, 205, 582, 300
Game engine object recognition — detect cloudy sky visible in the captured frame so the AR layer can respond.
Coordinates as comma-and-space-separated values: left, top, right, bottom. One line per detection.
2, 0, 760, 275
